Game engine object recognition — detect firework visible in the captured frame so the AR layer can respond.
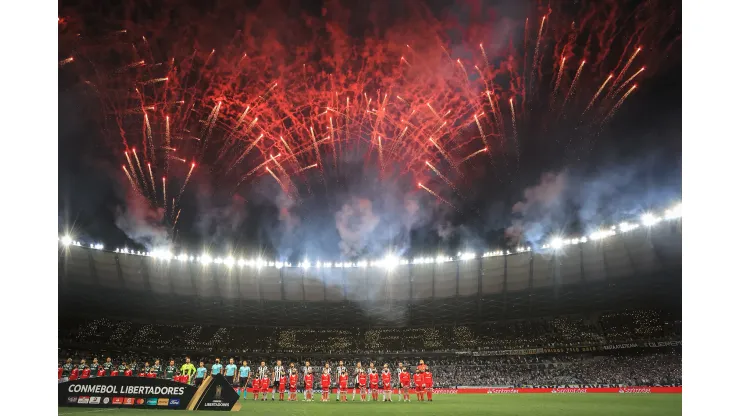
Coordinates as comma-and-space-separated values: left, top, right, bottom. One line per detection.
178, 162, 196, 198
59, 56, 74, 67
147, 162, 155, 193
64, 1, 675, 214
460, 147, 488, 164
122, 165, 137, 191
609, 47, 642, 97
173, 209, 181, 228
604, 84, 638, 123
162, 176, 167, 214
425, 161, 457, 192
583, 74, 614, 115
418, 182, 455, 209
266, 166, 286, 191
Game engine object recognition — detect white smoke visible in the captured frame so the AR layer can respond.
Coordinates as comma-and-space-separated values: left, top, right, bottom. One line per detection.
335, 197, 381, 257
115, 188, 172, 251
506, 171, 568, 243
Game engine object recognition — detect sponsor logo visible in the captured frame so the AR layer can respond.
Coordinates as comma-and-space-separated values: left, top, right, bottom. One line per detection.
135, 398, 145, 405
169, 398, 181, 407
77, 396, 90, 404
112, 397, 123, 404
488, 388, 519, 394
67, 397, 77, 403
620, 388, 652, 394
432, 389, 458, 394
123, 398, 135, 405
146, 398, 158, 406
90, 397, 101, 404
203, 401, 230, 408
551, 388, 588, 394
158, 398, 170, 406
102, 397, 110, 404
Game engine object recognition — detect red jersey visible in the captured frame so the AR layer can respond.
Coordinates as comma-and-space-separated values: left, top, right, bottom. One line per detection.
146, 372, 156, 378
358, 373, 367, 387
97, 369, 105, 377
110, 370, 119, 377
369, 373, 379, 387
304, 374, 314, 388
138, 372, 146, 377
289, 374, 298, 389
381, 371, 391, 386
321, 373, 331, 387
261, 377, 270, 390
339, 374, 348, 389
279, 376, 287, 392
81, 368, 91, 378
70, 369, 79, 381
423, 372, 433, 387
413, 373, 423, 387
400, 372, 410, 386
124, 369, 133, 377
58, 368, 62, 380
417, 364, 427, 373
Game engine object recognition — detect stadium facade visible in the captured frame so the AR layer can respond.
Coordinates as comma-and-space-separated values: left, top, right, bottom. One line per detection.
59, 220, 680, 327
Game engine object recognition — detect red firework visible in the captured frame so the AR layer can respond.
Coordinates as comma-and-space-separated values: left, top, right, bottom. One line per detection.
59, 0, 679, 219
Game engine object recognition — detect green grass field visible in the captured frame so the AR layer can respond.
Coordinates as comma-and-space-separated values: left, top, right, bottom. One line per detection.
59, 394, 681, 416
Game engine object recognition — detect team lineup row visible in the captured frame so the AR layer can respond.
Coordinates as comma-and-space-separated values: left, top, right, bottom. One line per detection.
60, 357, 436, 402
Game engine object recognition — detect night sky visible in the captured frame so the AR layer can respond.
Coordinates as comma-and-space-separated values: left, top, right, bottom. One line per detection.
58, 0, 681, 262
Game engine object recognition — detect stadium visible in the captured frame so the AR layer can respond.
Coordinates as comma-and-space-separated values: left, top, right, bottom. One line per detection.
57, 0, 682, 414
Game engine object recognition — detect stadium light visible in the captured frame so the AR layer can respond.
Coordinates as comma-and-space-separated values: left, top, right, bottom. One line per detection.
459, 252, 475, 260
550, 237, 564, 249
224, 256, 235, 268
61, 235, 72, 246
665, 204, 682, 220
641, 212, 660, 227
200, 254, 213, 265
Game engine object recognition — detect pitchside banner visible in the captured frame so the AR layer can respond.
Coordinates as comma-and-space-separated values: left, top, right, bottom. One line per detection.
59, 374, 241, 411
430, 387, 682, 394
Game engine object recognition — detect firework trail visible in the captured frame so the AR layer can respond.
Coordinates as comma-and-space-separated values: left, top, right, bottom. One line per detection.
473, 114, 490, 151
59, 56, 74, 67
604, 84, 638, 123
418, 182, 455, 209
551, 57, 567, 106
147, 162, 155, 193
296, 163, 318, 174
143, 114, 154, 164
266, 167, 286, 191
560, 60, 586, 119
173, 209, 181, 228
124, 151, 137, 182
229, 133, 264, 173
614, 67, 645, 98
609, 47, 642, 97
425, 161, 457, 192
583, 74, 614, 115
122, 165, 137, 192
141, 77, 168, 85
509, 98, 518, 148
428, 137, 456, 170
200, 101, 222, 155
377, 136, 385, 174
460, 147, 488, 164
162, 177, 167, 214
131, 148, 145, 189
178, 162, 196, 198
530, 16, 547, 87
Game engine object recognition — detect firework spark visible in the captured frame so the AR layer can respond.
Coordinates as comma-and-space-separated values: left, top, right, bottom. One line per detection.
418, 182, 455, 209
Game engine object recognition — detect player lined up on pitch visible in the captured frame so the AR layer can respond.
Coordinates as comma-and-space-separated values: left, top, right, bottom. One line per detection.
60, 356, 435, 403
241, 360, 434, 403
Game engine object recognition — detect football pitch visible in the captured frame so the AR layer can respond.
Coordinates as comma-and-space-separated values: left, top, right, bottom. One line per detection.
58, 394, 681, 416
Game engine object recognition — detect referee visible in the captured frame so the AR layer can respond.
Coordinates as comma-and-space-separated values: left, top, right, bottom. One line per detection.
272, 360, 285, 401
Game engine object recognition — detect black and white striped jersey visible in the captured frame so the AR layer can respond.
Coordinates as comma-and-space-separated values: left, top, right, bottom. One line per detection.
272, 365, 285, 382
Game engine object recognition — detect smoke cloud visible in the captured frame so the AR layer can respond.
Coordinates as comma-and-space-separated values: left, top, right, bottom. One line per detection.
115, 189, 172, 251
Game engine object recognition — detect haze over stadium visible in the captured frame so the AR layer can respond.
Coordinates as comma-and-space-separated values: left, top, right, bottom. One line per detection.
58, 0, 681, 414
